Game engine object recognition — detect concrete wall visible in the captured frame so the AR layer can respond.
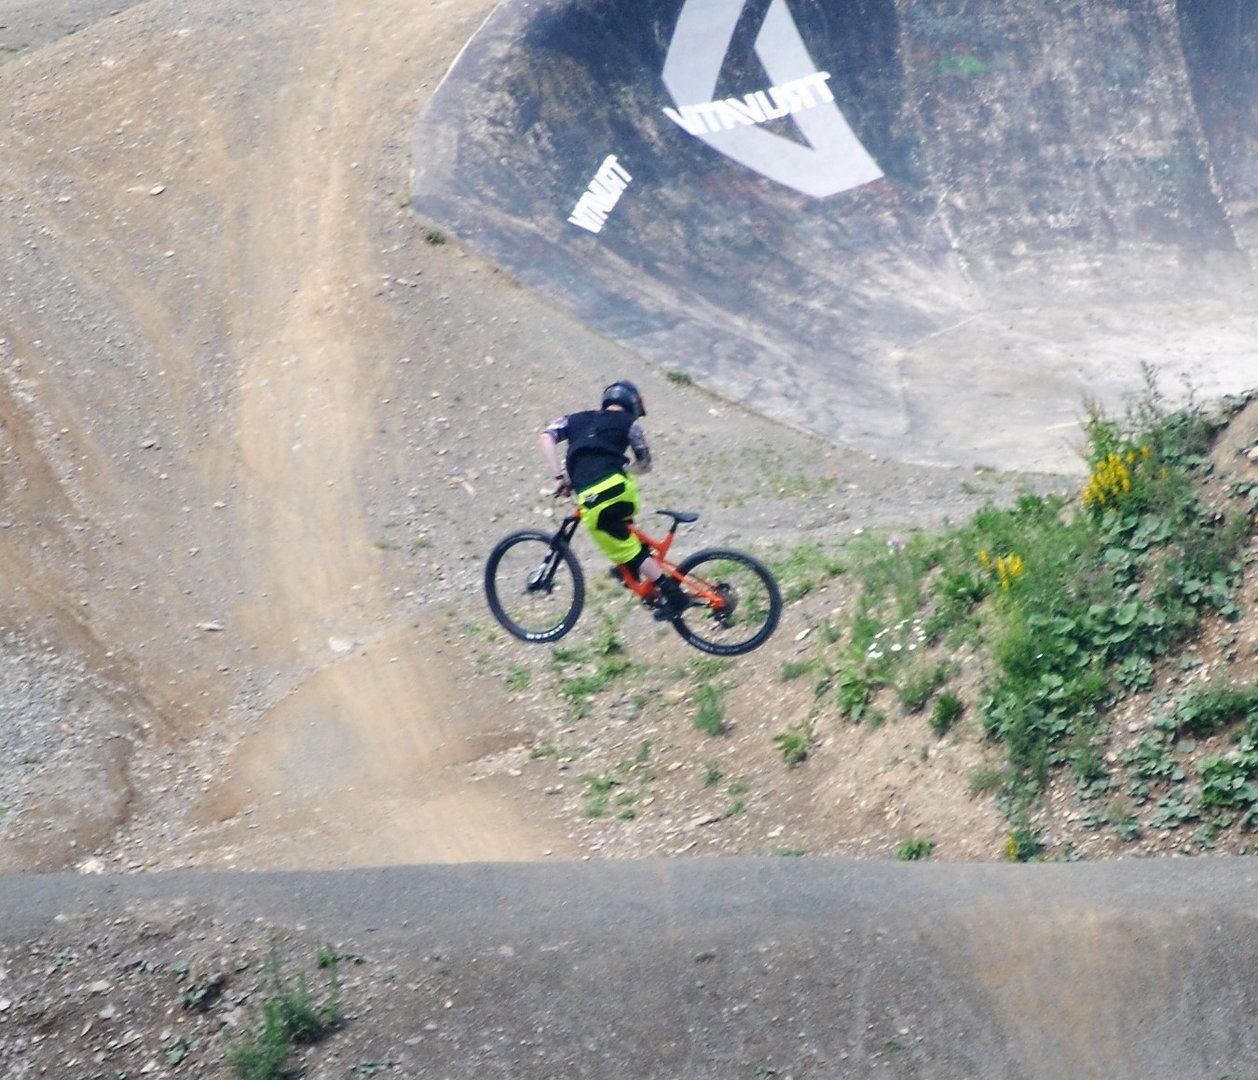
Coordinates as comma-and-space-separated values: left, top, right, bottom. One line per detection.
413, 0, 1258, 469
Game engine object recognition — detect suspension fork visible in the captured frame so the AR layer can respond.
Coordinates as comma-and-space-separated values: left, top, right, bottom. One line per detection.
548, 514, 582, 572
528, 514, 582, 592
555, 513, 582, 547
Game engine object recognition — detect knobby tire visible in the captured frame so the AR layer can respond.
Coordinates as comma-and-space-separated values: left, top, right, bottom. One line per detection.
671, 548, 781, 656
484, 530, 585, 643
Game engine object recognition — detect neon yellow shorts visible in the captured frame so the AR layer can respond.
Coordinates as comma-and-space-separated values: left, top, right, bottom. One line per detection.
577, 471, 642, 565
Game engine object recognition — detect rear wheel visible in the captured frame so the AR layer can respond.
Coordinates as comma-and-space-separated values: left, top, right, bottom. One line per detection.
670, 548, 781, 655
484, 531, 584, 643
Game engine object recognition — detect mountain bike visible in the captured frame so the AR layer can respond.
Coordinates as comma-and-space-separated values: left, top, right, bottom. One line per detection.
484, 506, 782, 656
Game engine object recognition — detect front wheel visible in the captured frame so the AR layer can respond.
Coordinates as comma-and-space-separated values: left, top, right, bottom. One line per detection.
671, 548, 782, 656
484, 531, 585, 643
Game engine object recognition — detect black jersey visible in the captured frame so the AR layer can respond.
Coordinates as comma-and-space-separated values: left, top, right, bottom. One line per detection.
544, 409, 651, 490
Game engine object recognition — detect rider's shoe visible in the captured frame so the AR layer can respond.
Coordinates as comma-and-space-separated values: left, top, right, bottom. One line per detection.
652, 576, 689, 621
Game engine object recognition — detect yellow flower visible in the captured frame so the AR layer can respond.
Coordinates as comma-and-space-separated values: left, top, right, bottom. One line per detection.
994, 553, 1025, 590
1082, 449, 1136, 511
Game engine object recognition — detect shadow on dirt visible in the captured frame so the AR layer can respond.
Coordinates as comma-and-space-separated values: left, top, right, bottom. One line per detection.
3, 857, 1256, 1079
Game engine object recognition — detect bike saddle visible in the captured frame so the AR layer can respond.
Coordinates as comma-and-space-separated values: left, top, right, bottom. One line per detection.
656, 509, 699, 523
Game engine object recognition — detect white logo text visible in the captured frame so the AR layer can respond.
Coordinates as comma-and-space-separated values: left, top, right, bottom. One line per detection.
663, 71, 835, 136
568, 155, 633, 234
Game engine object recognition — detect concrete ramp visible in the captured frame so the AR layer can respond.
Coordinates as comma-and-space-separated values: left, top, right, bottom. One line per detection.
412, 0, 1258, 470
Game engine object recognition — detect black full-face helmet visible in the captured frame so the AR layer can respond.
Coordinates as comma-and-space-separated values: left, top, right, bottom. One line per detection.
601, 379, 647, 419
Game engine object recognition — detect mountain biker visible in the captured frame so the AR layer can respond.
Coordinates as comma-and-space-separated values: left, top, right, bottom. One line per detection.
538, 379, 689, 620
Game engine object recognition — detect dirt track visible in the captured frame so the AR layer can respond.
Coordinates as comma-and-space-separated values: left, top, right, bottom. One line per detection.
1, 4, 1256, 1077
0, 0, 1063, 874
0, 0, 584, 869
3, 857, 1257, 1079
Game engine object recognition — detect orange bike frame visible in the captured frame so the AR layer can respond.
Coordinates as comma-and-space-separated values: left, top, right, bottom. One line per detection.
573, 505, 727, 611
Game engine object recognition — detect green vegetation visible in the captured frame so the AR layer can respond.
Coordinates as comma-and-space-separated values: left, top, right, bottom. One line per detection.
895, 837, 935, 861
933, 51, 988, 78
692, 681, 727, 735
686, 656, 734, 736
930, 691, 964, 737
783, 385, 1257, 857
550, 614, 642, 717
773, 721, 813, 767
769, 541, 845, 601
897, 660, 953, 713
581, 772, 623, 818
800, 387, 1252, 854
482, 384, 1255, 861
581, 741, 656, 818
780, 656, 819, 681
226, 946, 342, 1080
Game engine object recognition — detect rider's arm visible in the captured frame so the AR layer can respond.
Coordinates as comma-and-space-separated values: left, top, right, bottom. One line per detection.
538, 417, 570, 482
628, 420, 652, 473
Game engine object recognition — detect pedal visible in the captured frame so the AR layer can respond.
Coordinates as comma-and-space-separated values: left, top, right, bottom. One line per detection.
652, 594, 690, 621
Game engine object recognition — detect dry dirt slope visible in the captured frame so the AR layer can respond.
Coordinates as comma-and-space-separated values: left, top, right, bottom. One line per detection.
0, 0, 1077, 875
0, 3, 1255, 1078
0, 0, 593, 872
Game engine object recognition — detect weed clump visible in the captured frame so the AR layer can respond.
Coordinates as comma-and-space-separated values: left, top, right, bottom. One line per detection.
773, 721, 813, 767
226, 946, 342, 1080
